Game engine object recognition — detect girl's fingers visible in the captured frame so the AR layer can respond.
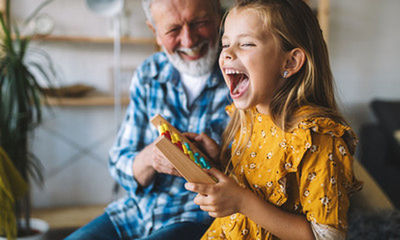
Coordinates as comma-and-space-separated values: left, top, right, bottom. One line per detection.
184, 182, 210, 195
206, 167, 226, 180
199, 205, 217, 212
185, 169, 227, 193
193, 193, 208, 205
208, 212, 218, 218
208, 211, 229, 218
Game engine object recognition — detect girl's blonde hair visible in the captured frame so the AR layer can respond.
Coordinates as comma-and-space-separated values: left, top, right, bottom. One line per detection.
220, 0, 354, 173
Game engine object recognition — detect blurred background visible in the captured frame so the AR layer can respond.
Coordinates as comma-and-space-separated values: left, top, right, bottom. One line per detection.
4, 0, 399, 238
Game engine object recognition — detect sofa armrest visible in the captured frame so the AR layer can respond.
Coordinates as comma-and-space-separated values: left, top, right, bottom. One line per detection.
351, 160, 395, 213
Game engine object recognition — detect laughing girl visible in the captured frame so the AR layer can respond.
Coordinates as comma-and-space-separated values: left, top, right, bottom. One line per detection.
184, 0, 362, 239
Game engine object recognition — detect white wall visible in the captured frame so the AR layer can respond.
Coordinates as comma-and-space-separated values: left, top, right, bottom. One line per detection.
11, 0, 400, 207
11, 0, 155, 208
330, 0, 400, 129
12, 0, 154, 92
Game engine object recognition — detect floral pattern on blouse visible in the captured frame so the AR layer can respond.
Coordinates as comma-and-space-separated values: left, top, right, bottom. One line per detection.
201, 105, 362, 240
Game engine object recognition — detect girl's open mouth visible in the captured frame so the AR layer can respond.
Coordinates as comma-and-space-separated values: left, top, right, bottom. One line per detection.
224, 68, 250, 98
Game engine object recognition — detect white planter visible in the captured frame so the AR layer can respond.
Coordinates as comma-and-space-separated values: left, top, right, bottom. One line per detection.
0, 218, 49, 240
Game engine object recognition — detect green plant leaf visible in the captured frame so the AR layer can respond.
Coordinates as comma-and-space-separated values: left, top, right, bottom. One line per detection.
0, 13, 15, 55
0, 0, 57, 186
0, 2, 58, 235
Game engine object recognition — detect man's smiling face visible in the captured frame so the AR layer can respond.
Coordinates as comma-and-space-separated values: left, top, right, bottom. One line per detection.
150, 0, 220, 76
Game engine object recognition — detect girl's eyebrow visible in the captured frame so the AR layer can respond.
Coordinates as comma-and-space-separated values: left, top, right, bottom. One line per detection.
237, 33, 254, 38
222, 33, 258, 41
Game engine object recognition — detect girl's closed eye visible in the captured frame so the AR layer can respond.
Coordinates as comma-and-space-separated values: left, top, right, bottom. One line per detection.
221, 42, 255, 49
221, 43, 230, 48
240, 42, 256, 47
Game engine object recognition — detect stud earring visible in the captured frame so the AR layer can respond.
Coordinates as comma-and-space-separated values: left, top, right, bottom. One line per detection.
283, 70, 289, 79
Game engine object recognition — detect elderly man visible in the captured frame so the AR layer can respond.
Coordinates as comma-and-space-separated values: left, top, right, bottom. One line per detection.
65, 0, 229, 239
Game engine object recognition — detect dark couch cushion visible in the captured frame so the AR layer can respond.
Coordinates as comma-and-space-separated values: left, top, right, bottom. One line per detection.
359, 124, 400, 208
371, 100, 400, 165
371, 100, 400, 132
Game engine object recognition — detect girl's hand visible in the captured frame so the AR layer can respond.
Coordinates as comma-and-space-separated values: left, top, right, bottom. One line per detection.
183, 132, 220, 160
184, 168, 247, 218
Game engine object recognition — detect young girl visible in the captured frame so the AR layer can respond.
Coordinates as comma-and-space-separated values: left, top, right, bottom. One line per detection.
184, 0, 362, 239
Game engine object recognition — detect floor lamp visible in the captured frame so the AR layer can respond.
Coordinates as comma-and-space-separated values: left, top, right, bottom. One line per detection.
85, 0, 124, 133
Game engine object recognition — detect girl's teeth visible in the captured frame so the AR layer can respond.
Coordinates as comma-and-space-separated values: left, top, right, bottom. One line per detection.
225, 69, 243, 75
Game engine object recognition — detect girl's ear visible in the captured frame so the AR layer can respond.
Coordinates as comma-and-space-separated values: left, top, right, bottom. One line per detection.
282, 48, 306, 78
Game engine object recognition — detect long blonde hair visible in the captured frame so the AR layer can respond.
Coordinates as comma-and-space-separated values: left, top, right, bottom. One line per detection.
220, 0, 354, 173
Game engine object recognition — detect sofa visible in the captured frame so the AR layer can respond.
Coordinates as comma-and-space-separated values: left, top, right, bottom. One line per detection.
359, 99, 400, 209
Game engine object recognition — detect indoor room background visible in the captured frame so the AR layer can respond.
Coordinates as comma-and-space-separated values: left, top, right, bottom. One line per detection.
9, 0, 400, 209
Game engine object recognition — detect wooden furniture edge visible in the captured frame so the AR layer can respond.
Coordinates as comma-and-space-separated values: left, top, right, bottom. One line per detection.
32, 205, 106, 229
43, 93, 130, 106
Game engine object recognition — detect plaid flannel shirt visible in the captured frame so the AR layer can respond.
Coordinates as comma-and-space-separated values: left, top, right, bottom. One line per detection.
106, 52, 230, 239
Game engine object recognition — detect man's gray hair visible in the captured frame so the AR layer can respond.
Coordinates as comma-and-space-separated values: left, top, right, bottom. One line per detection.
142, 0, 221, 27
142, 0, 154, 26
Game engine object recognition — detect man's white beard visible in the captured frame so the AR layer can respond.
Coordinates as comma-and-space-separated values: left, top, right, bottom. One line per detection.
163, 40, 219, 77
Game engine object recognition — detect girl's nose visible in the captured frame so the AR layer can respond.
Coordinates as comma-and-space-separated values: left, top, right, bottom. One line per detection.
222, 48, 234, 60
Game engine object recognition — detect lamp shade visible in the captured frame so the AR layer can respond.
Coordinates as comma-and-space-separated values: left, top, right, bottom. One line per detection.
85, 0, 124, 17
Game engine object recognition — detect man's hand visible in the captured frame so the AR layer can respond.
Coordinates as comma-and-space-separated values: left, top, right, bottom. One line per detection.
183, 132, 220, 160
133, 136, 181, 187
149, 136, 181, 176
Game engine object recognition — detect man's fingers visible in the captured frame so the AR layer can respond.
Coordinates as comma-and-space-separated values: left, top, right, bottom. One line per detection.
182, 132, 198, 141
153, 146, 166, 159
153, 152, 174, 168
171, 168, 181, 177
155, 164, 179, 175
153, 164, 180, 176
152, 155, 181, 176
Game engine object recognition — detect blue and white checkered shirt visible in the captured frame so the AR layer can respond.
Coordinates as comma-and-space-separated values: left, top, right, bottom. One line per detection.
106, 52, 230, 239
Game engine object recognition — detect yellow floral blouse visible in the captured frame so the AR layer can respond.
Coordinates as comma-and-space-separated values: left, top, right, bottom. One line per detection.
201, 106, 361, 240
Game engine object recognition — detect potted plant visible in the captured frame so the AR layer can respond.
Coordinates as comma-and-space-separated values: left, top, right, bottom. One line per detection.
0, 146, 28, 239
0, 0, 56, 239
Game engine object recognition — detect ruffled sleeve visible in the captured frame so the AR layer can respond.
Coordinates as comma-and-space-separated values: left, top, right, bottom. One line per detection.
225, 103, 236, 117
295, 118, 362, 232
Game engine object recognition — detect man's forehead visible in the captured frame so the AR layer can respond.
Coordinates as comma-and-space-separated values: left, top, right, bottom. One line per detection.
151, 0, 216, 26
151, 0, 217, 16
151, 0, 215, 6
